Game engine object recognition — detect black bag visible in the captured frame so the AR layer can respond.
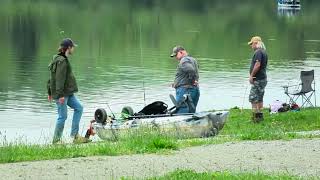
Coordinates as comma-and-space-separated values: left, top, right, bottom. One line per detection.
137, 101, 168, 115
278, 103, 290, 112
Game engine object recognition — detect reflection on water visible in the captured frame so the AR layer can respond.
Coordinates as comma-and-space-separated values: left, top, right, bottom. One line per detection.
0, 0, 320, 144
277, 7, 300, 17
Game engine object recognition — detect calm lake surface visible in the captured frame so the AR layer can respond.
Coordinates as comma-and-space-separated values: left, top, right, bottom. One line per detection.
0, 0, 319, 144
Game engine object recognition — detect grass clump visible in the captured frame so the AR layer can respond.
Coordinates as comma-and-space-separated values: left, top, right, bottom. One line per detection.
118, 128, 178, 154
221, 108, 320, 140
137, 169, 306, 180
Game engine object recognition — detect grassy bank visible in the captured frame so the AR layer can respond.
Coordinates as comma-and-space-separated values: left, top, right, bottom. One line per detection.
127, 169, 309, 180
0, 128, 178, 163
0, 108, 319, 163
221, 108, 320, 140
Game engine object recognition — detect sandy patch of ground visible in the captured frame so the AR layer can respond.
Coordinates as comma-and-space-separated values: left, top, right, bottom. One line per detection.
0, 139, 319, 179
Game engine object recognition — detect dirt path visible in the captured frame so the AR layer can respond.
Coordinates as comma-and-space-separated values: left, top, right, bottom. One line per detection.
1, 139, 319, 180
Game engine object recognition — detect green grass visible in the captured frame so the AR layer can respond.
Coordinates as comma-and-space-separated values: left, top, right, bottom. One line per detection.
0, 128, 178, 163
222, 108, 320, 141
0, 108, 319, 163
126, 169, 310, 180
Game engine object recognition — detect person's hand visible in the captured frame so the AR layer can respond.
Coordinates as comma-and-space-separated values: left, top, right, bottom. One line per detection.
249, 76, 254, 84
59, 97, 65, 104
48, 95, 52, 102
193, 80, 199, 86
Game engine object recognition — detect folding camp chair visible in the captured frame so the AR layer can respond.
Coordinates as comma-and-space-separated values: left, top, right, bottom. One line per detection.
282, 70, 316, 107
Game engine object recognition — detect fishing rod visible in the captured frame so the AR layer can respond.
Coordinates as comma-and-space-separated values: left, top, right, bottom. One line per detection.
139, 19, 146, 106
241, 82, 249, 113
106, 102, 116, 119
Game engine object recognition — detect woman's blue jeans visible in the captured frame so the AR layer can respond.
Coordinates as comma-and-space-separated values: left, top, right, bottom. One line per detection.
175, 86, 200, 114
53, 95, 83, 142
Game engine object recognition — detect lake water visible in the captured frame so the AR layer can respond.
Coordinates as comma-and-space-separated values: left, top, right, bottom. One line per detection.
0, 0, 319, 144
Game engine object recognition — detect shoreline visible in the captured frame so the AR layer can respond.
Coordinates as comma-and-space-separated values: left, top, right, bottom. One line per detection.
1, 108, 319, 164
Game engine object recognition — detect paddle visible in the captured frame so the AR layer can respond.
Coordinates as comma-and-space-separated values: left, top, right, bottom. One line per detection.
126, 113, 195, 120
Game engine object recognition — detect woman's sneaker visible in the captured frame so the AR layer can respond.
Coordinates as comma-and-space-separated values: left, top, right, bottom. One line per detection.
52, 139, 63, 144
73, 134, 92, 144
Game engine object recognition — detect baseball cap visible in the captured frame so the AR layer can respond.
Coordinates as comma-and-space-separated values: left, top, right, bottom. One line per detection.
170, 46, 185, 57
248, 36, 262, 45
60, 38, 78, 48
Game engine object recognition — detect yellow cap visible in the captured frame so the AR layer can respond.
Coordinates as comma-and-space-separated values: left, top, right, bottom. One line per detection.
248, 36, 262, 45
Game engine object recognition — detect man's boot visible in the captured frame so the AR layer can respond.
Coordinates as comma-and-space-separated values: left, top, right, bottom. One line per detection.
251, 112, 257, 123
255, 112, 264, 123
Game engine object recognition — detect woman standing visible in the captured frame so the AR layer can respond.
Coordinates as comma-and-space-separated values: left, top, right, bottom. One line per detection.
48, 38, 89, 144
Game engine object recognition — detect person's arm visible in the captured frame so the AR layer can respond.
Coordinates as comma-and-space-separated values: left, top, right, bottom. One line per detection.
47, 79, 52, 102
249, 51, 263, 84
55, 60, 67, 103
249, 61, 261, 84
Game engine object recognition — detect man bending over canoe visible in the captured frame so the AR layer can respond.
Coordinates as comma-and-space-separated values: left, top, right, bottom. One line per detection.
170, 46, 200, 114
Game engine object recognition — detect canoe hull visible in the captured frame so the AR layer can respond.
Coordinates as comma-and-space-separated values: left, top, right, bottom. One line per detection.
92, 111, 229, 141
